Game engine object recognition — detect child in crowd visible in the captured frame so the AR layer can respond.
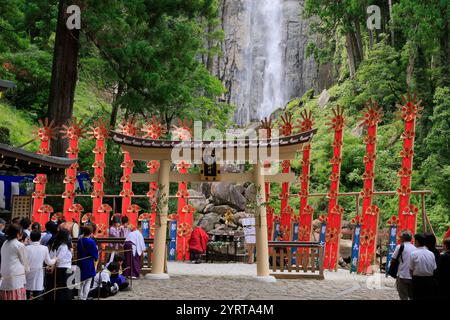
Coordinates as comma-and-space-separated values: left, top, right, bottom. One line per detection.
88, 262, 120, 299
108, 255, 129, 291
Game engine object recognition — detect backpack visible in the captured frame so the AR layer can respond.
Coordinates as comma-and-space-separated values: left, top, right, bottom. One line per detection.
387, 244, 404, 279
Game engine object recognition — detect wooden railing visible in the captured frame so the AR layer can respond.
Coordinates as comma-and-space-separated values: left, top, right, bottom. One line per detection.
268, 241, 324, 279
72, 238, 168, 275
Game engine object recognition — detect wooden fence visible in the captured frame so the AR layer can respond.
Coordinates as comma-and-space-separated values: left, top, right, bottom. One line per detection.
268, 241, 324, 279
72, 237, 168, 275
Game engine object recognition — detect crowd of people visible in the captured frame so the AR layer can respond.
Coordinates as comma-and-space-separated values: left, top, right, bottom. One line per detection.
391, 231, 450, 300
0, 216, 145, 301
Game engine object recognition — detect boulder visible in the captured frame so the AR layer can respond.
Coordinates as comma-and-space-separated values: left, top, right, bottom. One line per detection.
188, 189, 208, 213
244, 183, 257, 202
312, 219, 322, 232
235, 184, 246, 195
233, 212, 247, 225
318, 89, 330, 108
339, 239, 353, 260
200, 183, 212, 198
210, 182, 247, 211
199, 213, 221, 232
210, 205, 236, 216
203, 203, 215, 213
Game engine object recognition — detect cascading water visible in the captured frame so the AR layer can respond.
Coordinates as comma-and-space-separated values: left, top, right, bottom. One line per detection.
223, 0, 318, 126
234, 0, 286, 125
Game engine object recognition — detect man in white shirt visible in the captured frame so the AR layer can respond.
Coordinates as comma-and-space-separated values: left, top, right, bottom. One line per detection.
392, 230, 415, 300
25, 230, 56, 300
410, 233, 438, 300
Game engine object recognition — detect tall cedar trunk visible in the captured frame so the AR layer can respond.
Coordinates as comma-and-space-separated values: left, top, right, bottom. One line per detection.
439, 1, 449, 87
48, 0, 80, 157
206, 22, 215, 72
353, 20, 364, 62
110, 82, 124, 129
388, 0, 395, 47
406, 42, 416, 88
345, 33, 357, 78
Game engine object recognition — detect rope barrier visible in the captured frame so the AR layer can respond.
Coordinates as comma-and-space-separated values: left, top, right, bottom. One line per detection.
0, 248, 137, 301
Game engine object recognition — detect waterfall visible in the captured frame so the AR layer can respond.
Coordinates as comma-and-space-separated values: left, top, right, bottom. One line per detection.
223, 0, 318, 126
234, 0, 285, 125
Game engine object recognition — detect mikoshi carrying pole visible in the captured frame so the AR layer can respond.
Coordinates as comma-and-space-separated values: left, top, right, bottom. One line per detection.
87, 119, 109, 236
279, 112, 294, 240
357, 101, 383, 274
31, 119, 56, 226
324, 106, 345, 270
60, 117, 86, 223
396, 93, 423, 239
172, 119, 193, 261
119, 118, 138, 228
296, 110, 315, 242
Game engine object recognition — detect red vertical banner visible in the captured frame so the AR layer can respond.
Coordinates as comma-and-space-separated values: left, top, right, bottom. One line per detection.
397, 93, 423, 237
357, 101, 383, 274
260, 118, 274, 240
87, 119, 109, 236
60, 118, 85, 223
324, 106, 345, 270
172, 119, 193, 261
142, 116, 167, 241
296, 110, 314, 242
31, 119, 56, 226
279, 112, 294, 240
119, 118, 138, 227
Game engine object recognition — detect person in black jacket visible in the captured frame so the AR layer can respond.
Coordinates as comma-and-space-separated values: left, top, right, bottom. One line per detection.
437, 238, 450, 300
424, 232, 440, 265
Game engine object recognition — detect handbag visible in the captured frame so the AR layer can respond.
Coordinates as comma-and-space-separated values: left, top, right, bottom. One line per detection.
387, 244, 404, 278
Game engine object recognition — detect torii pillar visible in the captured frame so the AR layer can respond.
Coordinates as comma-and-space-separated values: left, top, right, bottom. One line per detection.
254, 162, 276, 282
145, 159, 171, 280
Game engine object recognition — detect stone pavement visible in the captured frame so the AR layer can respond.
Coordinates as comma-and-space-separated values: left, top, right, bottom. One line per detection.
109, 262, 398, 300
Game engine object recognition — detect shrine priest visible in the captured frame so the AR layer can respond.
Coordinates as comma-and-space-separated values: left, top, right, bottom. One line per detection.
123, 228, 145, 279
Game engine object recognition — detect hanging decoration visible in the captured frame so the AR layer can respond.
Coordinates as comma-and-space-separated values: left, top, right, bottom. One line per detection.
324, 106, 345, 270
397, 93, 422, 238
385, 216, 400, 275
31, 118, 57, 226
350, 215, 363, 273
172, 118, 193, 260
357, 101, 383, 274
60, 117, 86, 223
119, 118, 138, 228
296, 110, 314, 242
87, 119, 109, 230
279, 112, 294, 240
260, 117, 275, 240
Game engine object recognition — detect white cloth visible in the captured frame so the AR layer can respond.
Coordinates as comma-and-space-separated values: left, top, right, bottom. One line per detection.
91, 270, 111, 289
25, 242, 56, 291
410, 246, 436, 276
242, 217, 256, 244
125, 230, 145, 256
49, 244, 72, 268
392, 242, 416, 280
79, 278, 92, 300
0, 239, 29, 290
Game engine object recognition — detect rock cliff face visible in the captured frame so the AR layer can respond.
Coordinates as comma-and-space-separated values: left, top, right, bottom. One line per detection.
214, 0, 328, 126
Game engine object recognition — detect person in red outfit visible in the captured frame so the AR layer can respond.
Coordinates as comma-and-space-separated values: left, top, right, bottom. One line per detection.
189, 226, 209, 264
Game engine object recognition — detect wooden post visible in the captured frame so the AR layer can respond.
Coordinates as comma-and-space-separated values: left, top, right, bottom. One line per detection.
146, 159, 170, 280
254, 163, 276, 282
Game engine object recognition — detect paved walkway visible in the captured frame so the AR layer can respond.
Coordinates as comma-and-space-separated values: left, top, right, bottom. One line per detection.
109, 262, 398, 300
